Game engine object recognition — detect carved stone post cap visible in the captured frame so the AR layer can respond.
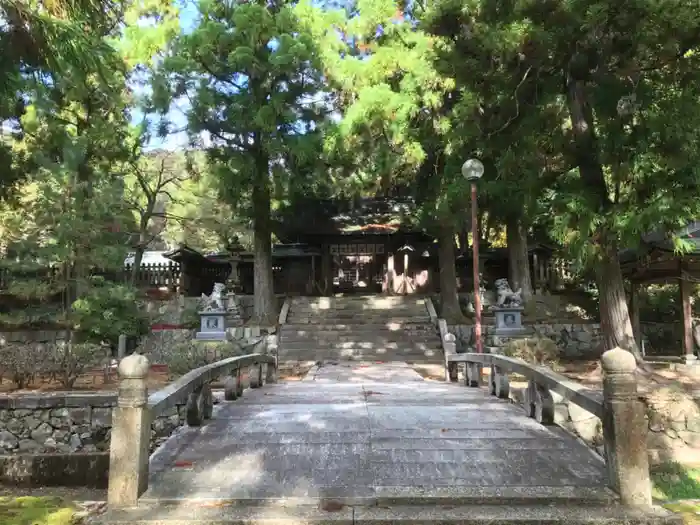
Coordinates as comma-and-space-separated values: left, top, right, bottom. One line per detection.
601, 347, 636, 375
118, 353, 150, 379
444, 333, 456, 343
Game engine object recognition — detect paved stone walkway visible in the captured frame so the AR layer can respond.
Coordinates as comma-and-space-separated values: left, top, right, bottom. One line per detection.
141, 362, 614, 506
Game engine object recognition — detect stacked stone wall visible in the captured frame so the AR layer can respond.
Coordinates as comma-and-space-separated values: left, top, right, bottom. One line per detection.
0, 393, 188, 486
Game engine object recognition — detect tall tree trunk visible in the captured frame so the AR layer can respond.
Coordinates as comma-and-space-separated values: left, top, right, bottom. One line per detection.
131, 207, 154, 286
130, 242, 146, 287
251, 158, 276, 325
506, 214, 533, 303
437, 224, 464, 322
596, 237, 640, 358
565, 68, 642, 363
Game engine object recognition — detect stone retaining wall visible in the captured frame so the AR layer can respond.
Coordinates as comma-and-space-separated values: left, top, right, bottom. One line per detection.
449, 323, 603, 359
0, 330, 70, 345
509, 383, 700, 465
0, 393, 187, 486
530, 323, 602, 359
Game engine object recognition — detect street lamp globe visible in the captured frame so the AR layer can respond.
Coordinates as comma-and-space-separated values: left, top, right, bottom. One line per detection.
462, 158, 484, 181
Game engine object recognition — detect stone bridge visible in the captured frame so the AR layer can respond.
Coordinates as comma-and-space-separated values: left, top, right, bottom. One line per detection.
101, 349, 679, 524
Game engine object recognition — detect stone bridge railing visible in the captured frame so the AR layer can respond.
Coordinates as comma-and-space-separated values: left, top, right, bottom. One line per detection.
107, 352, 277, 508
447, 348, 651, 508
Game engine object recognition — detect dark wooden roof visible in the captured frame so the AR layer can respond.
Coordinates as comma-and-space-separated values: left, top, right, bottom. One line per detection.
164, 245, 231, 267
273, 197, 422, 242
620, 222, 700, 282
208, 244, 322, 263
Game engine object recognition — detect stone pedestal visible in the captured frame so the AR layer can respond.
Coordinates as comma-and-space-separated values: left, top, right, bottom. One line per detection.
601, 347, 652, 507
492, 307, 527, 336
226, 293, 244, 327
196, 310, 227, 341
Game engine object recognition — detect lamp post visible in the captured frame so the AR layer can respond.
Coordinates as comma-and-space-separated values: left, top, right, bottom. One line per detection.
462, 158, 485, 353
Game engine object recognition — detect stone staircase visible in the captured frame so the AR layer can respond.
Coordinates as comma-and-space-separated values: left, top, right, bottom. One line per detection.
278, 295, 444, 365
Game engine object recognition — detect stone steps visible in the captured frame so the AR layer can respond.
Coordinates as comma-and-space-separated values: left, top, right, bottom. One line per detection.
103, 503, 679, 525
287, 316, 433, 324
292, 302, 427, 308
277, 350, 443, 363
291, 306, 429, 312
281, 326, 438, 334
280, 332, 441, 342
284, 320, 436, 327
280, 342, 442, 352
293, 296, 427, 303
281, 296, 440, 365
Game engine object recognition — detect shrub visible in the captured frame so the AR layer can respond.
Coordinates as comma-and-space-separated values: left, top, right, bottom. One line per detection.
0, 340, 108, 390
47, 342, 107, 388
155, 340, 244, 377
0, 342, 47, 389
180, 301, 201, 329
71, 280, 150, 351
501, 337, 560, 367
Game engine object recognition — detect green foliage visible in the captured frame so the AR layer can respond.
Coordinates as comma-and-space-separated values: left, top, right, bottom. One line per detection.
1, 0, 700, 361
159, 0, 326, 203
70, 281, 150, 349
0, 496, 76, 525
653, 463, 700, 502
180, 301, 202, 329
501, 337, 560, 367
159, 153, 247, 252
640, 284, 683, 323
155, 0, 327, 321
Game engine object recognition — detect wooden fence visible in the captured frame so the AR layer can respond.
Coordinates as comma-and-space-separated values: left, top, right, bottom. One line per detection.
0, 263, 181, 292
532, 256, 578, 291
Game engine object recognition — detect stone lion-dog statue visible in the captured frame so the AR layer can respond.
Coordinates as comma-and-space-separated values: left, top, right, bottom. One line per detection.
201, 282, 227, 311
493, 278, 523, 308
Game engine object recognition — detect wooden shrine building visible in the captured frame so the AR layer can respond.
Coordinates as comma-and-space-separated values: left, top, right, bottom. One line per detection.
154, 198, 567, 298
179, 198, 561, 297
620, 221, 700, 360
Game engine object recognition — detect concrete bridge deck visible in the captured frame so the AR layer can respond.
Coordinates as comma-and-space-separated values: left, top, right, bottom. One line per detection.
138, 362, 615, 507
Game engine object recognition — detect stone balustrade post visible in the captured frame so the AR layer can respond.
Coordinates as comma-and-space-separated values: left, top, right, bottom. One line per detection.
601, 347, 652, 507
443, 333, 458, 382
117, 334, 127, 359
267, 334, 279, 370
465, 362, 481, 387
108, 354, 151, 508
266, 361, 278, 384
224, 368, 243, 400
249, 363, 263, 388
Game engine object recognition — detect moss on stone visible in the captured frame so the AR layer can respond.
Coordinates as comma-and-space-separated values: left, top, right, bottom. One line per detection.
0, 496, 75, 525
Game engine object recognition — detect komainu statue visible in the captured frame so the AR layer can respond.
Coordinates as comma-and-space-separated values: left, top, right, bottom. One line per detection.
492, 278, 523, 308
201, 282, 227, 311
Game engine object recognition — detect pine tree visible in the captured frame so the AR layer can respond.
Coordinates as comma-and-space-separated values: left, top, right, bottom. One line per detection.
159, 0, 326, 323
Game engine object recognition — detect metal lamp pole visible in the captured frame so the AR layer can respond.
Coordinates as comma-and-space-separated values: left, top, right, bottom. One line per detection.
462, 159, 485, 353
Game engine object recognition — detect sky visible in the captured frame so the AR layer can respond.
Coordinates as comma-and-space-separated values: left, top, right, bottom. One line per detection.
139, 0, 200, 151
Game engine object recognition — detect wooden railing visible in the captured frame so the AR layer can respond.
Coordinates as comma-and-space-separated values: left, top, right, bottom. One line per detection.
532, 256, 577, 291
124, 263, 181, 289
424, 298, 458, 381
0, 263, 181, 291
107, 352, 277, 507
447, 348, 652, 508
